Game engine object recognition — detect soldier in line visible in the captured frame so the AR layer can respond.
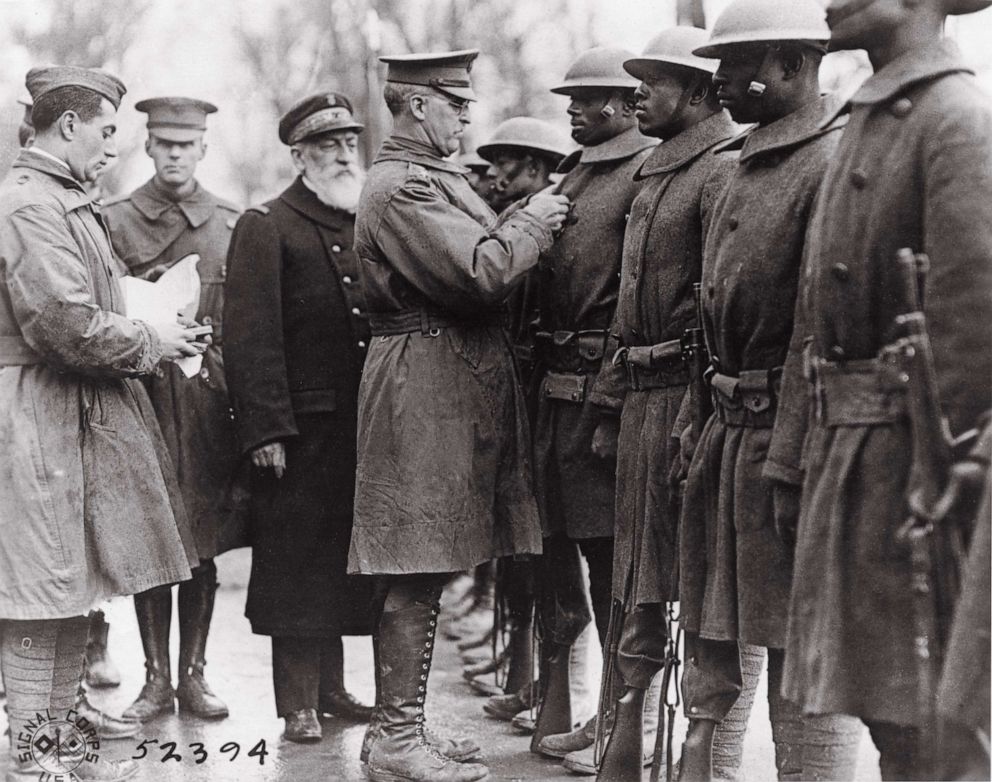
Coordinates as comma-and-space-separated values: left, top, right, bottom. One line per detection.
767, 0, 992, 778
349, 49, 569, 782
0, 65, 205, 782
678, 1, 867, 779
103, 96, 248, 724
530, 47, 657, 761
574, 27, 747, 781
224, 93, 376, 742
459, 151, 495, 205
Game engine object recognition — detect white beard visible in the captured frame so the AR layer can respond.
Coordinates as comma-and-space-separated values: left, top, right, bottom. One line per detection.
303, 166, 366, 213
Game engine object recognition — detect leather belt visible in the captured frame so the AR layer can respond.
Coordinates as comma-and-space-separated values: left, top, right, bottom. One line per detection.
534, 330, 608, 373
613, 339, 688, 391
0, 335, 41, 367
807, 355, 907, 427
368, 309, 506, 337
710, 367, 782, 428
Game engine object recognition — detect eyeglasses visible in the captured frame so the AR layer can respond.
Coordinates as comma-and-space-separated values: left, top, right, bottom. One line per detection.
433, 93, 470, 117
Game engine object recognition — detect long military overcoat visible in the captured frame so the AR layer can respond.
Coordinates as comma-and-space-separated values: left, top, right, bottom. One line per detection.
532, 126, 655, 540
104, 178, 249, 559
349, 136, 553, 575
0, 150, 196, 619
597, 112, 736, 605
680, 95, 845, 649
224, 177, 374, 637
767, 41, 992, 725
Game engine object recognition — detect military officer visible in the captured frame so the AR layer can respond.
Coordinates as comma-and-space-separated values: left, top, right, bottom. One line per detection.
103, 97, 247, 724
529, 46, 656, 760
224, 93, 377, 743
349, 50, 569, 782
767, 0, 992, 778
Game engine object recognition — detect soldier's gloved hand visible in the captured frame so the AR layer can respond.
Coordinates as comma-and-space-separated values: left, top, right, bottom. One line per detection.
251, 442, 287, 479
773, 481, 802, 548
590, 415, 620, 460
522, 192, 570, 234
155, 318, 208, 361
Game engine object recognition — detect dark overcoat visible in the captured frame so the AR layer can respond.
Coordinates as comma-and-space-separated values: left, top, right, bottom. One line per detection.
224, 177, 373, 637
533, 126, 655, 540
349, 136, 552, 575
104, 178, 249, 559
680, 95, 845, 649
597, 113, 736, 605
767, 41, 992, 724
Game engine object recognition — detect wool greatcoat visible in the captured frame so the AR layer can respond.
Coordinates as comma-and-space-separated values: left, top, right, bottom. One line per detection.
767, 40, 992, 725
0, 149, 197, 620
103, 177, 249, 559
349, 136, 553, 575
224, 177, 373, 637
533, 126, 655, 540
680, 95, 846, 649
595, 112, 736, 606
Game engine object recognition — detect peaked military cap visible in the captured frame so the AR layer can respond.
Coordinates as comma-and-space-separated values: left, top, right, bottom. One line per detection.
135, 96, 217, 142
380, 49, 480, 102
278, 92, 364, 145
26, 65, 126, 108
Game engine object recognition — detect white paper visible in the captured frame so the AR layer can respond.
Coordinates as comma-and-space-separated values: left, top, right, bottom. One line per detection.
120, 253, 203, 378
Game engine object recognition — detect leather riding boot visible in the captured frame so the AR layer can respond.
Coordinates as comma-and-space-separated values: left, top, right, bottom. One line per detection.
75, 686, 139, 739
366, 599, 489, 782
176, 564, 229, 719
678, 719, 717, 782
318, 635, 374, 722
84, 610, 120, 689
530, 642, 572, 754
123, 587, 175, 721
597, 686, 646, 781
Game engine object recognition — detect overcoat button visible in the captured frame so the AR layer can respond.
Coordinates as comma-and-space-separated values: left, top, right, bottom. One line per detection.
202, 316, 213, 325
850, 169, 868, 189
829, 345, 846, 361
727, 217, 739, 230
831, 263, 850, 281
332, 244, 342, 252
358, 341, 367, 348
890, 98, 912, 118
343, 275, 353, 284
351, 307, 361, 315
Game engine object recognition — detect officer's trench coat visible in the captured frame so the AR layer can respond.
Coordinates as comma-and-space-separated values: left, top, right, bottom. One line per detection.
349, 136, 553, 575
602, 112, 736, 606
225, 177, 374, 637
104, 177, 249, 560
0, 151, 197, 619
767, 40, 992, 726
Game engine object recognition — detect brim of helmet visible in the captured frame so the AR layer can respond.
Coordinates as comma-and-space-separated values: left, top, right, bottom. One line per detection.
476, 141, 568, 162
623, 57, 717, 79
550, 77, 639, 95
693, 34, 829, 59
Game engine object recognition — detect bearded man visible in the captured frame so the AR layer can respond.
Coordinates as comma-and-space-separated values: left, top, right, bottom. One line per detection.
224, 92, 376, 743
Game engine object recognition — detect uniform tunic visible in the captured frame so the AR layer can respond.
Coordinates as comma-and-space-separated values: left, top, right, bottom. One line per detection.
103, 178, 248, 559
0, 150, 196, 619
767, 40, 992, 725
598, 112, 736, 605
680, 95, 846, 649
532, 126, 655, 540
349, 136, 553, 575
224, 177, 373, 637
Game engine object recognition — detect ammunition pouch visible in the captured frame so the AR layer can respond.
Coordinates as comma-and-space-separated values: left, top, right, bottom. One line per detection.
534, 329, 608, 373
543, 371, 588, 404
710, 367, 782, 428
808, 356, 907, 427
613, 339, 689, 392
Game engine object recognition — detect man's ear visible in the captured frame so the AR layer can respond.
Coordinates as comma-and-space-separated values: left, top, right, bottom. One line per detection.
198, 140, 208, 162
144, 137, 153, 157
57, 111, 77, 141
780, 49, 807, 81
290, 145, 306, 175
410, 94, 429, 121
689, 74, 711, 106
620, 93, 638, 118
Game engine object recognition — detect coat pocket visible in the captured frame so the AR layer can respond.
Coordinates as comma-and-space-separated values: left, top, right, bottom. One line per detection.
290, 389, 337, 414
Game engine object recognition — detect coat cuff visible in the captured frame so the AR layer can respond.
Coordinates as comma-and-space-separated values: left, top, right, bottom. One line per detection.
134, 320, 164, 376
507, 210, 555, 254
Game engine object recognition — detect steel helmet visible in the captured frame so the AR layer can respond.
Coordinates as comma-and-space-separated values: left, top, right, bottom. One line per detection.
945, 0, 992, 12
624, 27, 718, 81
693, 0, 830, 59
476, 117, 572, 162
551, 47, 640, 95
459, 151, 490, 172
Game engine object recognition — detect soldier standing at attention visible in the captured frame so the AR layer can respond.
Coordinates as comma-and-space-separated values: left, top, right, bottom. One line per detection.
104, 97, 247, 723
677, 1, 866, 779
529, 47, 656, 760
767, 0, 992, 778
349, 49, 569, 782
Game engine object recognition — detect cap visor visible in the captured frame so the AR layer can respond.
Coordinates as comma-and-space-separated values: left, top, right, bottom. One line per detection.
149, 127, 205, 142
435, 85, 477, 102
295, 120, 365, 143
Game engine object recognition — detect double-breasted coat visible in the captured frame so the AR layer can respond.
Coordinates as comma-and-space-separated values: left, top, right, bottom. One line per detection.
103, 178, 249, 559
532, 126, 655, 540
224, 177, 374, 637
349, 136, 553, 575
680, 95, 846, 649
598, 112, 736, 606
767, 40, 992, 725
0, 150, 196, 619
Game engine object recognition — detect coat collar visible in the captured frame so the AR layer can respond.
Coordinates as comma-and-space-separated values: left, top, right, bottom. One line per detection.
718, 93, 848, 164
635, 111, 737, 178
560, 126, 656, 173
374, 135, 468, 175
279, 176, 352, 230
12, 148, 93, 209
852, 38, 972, 105
129, 177, 216, 227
